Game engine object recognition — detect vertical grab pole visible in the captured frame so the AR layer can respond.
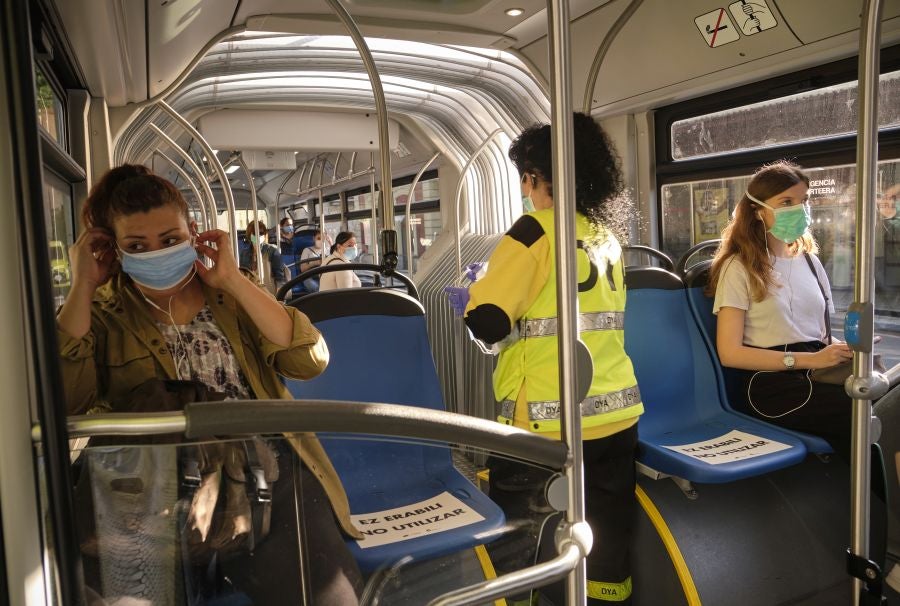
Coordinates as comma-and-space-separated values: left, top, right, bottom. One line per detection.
848, 1, 887, 604
547, 1, 589, 604
369, 153, 380, 262
157, 100, 240, 261
318, 158, 327, 254
319, 189, 326, 249
237, 155, 264, 285
323, 0, 396, 268
405, 152, 440, 274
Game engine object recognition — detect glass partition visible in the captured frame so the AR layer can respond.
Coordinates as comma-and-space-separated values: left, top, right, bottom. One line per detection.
70, 434, 559, 605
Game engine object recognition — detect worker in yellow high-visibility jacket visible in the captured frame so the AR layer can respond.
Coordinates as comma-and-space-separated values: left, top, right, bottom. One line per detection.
463, 113, 643, 605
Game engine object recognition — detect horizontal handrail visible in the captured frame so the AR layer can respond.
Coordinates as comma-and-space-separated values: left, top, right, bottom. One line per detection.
428, 521, 592, 606
275, 262, 417, 301
36, 400, 569, 470
884, 362, 900, 388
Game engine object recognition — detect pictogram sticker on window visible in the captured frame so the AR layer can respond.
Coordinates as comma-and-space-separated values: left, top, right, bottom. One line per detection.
695, 8, 739, 48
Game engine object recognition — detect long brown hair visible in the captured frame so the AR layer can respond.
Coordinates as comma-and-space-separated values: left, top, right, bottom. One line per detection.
707, 160, 817, 301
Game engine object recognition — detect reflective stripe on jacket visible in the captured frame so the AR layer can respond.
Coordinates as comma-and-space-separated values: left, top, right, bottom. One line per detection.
466, 209, 643, 437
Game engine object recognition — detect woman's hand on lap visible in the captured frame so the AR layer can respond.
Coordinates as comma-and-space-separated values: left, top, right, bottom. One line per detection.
812, 343, 853, 368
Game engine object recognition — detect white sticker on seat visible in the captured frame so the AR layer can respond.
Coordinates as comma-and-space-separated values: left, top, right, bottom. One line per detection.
662, 429, 791, 465
351, 491, 486, 548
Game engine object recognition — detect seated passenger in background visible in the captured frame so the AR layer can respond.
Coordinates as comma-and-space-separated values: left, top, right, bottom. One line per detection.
299, 228, 325, 292
57, 164, 363, 604
319, 231, 362, 291
709, 160, 856, 461
240, 220, 287, 295
278, 216, 294, 258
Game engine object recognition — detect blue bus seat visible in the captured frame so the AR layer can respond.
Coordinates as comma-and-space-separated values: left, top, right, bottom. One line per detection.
283, 288, 505, 572
624, 267, 808, 483
683, 262, 834, 454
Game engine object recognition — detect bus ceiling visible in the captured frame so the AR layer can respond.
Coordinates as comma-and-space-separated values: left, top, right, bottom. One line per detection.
50, 0, 900, 116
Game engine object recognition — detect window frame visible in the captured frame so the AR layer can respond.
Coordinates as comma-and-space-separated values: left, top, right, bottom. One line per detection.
654, 44, 900, 200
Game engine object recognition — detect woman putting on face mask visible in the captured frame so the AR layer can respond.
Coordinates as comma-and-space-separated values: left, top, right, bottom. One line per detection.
318, 231, 362, 292
56, 164, 364, 603
709, 160, 857, 461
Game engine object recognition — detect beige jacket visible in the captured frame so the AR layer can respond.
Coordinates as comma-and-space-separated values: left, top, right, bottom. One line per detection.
57, 274, 362, 539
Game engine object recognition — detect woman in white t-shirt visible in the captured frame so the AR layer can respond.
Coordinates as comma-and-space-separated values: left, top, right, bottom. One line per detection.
709, 160, 855, 460
319, 231, 362, 292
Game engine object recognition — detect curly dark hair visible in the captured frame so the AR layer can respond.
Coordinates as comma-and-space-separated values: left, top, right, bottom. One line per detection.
82, 164, 189, 230
508, 112, 632, 240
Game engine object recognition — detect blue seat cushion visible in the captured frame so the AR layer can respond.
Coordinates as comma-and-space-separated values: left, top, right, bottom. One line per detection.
285, 298, 505, 570
624, 269, 807, 483
683, 269, 834, 455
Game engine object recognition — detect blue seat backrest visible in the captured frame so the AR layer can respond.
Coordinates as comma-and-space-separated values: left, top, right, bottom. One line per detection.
683, 262, 834, 454
624, 267, 807, 482
624, 268, 720, 433
290, 229, 317, 264
284, 288, 504, 569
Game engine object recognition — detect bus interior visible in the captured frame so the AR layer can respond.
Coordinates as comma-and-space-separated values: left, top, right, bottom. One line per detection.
2, 0, 900, 604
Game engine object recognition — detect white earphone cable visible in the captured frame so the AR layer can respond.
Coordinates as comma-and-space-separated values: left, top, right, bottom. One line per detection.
138, 267, 196, 380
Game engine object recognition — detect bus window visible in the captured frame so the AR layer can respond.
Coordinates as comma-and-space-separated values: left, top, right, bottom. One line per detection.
671, 69, 900, 161
43, 170, 74, 307
35, 67, 65, 147
660, 159, 900, 365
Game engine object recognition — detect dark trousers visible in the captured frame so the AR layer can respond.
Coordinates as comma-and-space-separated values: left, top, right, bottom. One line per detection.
216, 448, 363, 605
487, 424, 638, 605
737, 341, 852, 462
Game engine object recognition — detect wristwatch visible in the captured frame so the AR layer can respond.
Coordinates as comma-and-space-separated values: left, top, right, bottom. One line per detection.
783, 351, 796, 370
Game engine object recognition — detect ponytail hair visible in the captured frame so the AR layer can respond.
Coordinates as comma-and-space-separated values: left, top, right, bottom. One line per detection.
508, 112, 631, 241
330, 231, 354, 254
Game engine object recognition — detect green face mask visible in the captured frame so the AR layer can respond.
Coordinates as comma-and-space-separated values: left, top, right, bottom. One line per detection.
758, 201, 811, 243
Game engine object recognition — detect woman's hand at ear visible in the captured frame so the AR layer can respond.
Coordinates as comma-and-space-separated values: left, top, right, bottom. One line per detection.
59, 227, 116, 339
194, 230, 245, 294
69, 227, 116, 291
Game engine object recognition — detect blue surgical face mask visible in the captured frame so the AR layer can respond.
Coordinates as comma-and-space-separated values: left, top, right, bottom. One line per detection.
119, 239, 198, 291
522, 195, 535, 213
282, 225, 294, 234
757, 200, 811, 243
343, 245, 358, 261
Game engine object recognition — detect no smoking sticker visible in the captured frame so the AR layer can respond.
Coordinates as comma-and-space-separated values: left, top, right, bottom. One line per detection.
695, 8, 739, 48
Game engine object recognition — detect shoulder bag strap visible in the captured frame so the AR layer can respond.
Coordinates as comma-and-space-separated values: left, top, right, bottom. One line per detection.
803, 252, 832, 344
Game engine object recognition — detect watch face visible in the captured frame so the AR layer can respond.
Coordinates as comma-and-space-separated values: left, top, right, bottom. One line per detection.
784, 354, 795, 368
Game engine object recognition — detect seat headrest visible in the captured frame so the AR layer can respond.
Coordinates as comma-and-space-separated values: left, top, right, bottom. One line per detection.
288, 287, 424, 322
684, 260, 712, 290
624, 266, 684, 290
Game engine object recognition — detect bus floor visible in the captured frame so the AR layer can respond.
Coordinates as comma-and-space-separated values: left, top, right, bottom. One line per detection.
632, 454, 899, 606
